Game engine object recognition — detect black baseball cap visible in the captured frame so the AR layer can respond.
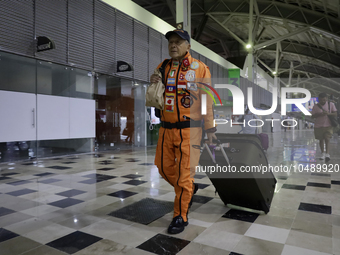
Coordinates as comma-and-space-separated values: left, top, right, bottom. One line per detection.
165, 29, 190, 43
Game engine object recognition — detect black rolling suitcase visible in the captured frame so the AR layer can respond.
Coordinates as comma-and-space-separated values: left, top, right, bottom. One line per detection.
199, 133, 276, 214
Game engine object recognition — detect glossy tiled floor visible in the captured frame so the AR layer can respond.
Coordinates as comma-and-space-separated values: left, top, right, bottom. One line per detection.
0, 130, 340, 255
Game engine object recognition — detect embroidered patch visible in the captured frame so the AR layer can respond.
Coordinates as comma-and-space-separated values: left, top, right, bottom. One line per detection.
167, 78, 175, 84
169, 70, 176, 77
185, 70, 196, 82
178, 81, 186, 89
165, 105, 174, 112
179, 73, 185, 80
190, 61, 199, 70
173, 61, 179, 67
187, 82, 197, 91
183, 58, 190, 67
181, 95, 193, 108
166, 85, 176, 93
165, 95, 175, 106
177, 90, 186, 94
182, 66, 188, 71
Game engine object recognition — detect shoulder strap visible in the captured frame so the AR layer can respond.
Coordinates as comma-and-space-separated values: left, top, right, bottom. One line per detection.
316, 103, 323, 110
155, 59, 170, 120
159, 59, 170, 85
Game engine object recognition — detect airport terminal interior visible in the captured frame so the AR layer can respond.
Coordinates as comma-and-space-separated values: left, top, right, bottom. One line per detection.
1, 0, 340, 254
0, 131, 340, 255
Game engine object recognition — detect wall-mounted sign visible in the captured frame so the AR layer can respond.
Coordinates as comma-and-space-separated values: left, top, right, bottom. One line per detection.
176, 22, 183, 30
117, 61, 133, 72
228, 68, 240, 97
291, 97, 318, 112
36, 36, 55, 52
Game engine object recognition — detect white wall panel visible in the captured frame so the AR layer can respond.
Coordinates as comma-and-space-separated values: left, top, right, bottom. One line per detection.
37, 94, 69, 140
0, 91, 36, 143
69, 98, 95, 139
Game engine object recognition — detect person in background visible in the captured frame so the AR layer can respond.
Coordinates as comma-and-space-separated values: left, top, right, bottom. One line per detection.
271, 117, 274, 133
311, 93, 337, 161
283, 118, 288, 132
242, 105, 260, 134
125, 112, 134, 144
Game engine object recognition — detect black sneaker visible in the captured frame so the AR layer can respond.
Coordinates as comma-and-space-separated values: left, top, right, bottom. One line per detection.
167, 215, 188, 234
189, 183, 199, 208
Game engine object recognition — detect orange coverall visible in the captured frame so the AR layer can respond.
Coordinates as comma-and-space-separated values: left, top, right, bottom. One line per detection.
154, 52, 214, 222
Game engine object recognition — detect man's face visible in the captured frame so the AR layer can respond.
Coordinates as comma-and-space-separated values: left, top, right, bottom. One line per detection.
168, 34, 190, 60
319, 97, 327, 105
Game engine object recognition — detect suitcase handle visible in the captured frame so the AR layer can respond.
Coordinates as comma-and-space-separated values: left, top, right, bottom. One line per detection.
204, 143, 230, 165
219, 145, 230, 165
204, 143, 216, 164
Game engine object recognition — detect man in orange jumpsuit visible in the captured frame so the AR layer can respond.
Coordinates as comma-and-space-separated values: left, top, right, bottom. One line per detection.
150, 29, 216, 234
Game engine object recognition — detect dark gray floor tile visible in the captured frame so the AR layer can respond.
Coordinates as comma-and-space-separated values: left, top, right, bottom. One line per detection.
7, 180, 32, 186
298, 202, 331, 214
56, 189, 86, 197
123, 180, 147, 186
307, 182, 331, 188
39, 178, 62, 184
137, 234, 190, 255
34, 172, 53, 177
194, 174, 206, 179
192, 195, 214, 204
0, 207, 16, 217
121, 174, 143, 179
282, 184, 306, 191
196, 183, 210, 189
47, 166, 72, 170
108, 198, 173, 225
107, 190, 137, 199
0, 228, 19, 243
6, 189, 36, 196
46, 231, 102, 254
49, 198, 84, 208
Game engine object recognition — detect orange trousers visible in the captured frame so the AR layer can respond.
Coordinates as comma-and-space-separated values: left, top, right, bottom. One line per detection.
155, 126, 202, 222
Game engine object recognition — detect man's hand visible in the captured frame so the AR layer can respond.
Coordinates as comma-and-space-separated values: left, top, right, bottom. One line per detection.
207, 132, 217, 145
150, 74, 161, 83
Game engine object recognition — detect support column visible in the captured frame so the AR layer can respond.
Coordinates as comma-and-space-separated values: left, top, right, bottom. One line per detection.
176, 0, 191, 35
247, 53, 254, 83
274, 76, 279, 96
247, 0, 254, 83
288, 62, 293, 87
297, 74, 301, 98
287, 61, 293, 98
248, 0, 253, 48
274, 42, 281, 99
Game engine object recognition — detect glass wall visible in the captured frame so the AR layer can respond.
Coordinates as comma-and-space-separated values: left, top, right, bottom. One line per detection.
0, 51, 36, 93
0, 52, 94, 162
0, 52, 37, 162
0, 51, 152, 163
94, 74, 146, 151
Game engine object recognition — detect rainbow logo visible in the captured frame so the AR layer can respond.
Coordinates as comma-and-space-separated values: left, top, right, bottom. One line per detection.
196, 82, 223, 105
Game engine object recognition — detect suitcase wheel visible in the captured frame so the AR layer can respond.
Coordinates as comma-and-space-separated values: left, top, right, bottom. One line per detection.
261, 200, 270, 214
